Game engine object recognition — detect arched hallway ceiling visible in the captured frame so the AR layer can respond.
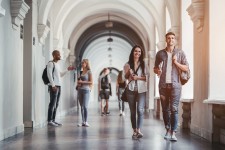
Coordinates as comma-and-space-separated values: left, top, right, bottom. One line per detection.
74, 21, 144, 62
82, 36, 132, 83
37, 0, 181, 81
38, 0, 167, 51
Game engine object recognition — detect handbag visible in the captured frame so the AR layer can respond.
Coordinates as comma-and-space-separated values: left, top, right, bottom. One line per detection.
121, 64, 141, 102
121, 81, 131, 102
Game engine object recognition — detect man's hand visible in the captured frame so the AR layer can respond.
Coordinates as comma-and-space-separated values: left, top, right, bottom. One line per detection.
67, 66, 75, 71
154, 68, 162, 76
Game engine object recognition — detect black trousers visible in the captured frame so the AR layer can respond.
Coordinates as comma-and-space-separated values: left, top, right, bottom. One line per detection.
48, 86, 61, 122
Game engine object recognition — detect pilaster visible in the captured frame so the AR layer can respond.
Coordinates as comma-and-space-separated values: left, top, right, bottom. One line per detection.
53, 38, 60, 49
11, 0, 30, 30
62, 48, 71, 60
168, 26, 180, 48
0, 0, 5, 17
187, 1, 204, 32
68, 54, 76, 65
156, 41, 166, 50
149, 50, 155, 59
37, 24, 50, 45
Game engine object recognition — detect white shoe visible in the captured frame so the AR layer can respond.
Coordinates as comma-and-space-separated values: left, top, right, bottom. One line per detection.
170, 134, 177, 141
84, 122, 90, 127
122, 112, 125, 116
53, 121, 63, 126
48, 121, 58, 127
119, 110, 122, 116
77, 122, 85, 127
164, 133, 170, 140
137, 132, 143, 138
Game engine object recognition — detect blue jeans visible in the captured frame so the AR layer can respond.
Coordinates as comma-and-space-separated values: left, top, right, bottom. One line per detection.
159, 84, 181, 131
118, 88, 125, 111
78, 89, 90, 123
48, 86, 61, 122
127, 89, 146, 129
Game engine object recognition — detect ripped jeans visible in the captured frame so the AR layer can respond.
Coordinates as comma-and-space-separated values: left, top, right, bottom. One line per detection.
127, 89, 146, 129
159, 84, 181, 131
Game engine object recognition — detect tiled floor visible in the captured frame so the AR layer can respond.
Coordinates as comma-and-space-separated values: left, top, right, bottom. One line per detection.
0, 101, 225, 150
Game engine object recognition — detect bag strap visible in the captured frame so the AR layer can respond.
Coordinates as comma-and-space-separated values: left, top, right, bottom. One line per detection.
124, 80, 132, 91
134, 64, 141, 75
49, 61, 55, 80
124, 63, 141, 90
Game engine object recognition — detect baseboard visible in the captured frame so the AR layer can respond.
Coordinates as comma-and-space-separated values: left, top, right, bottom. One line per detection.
190, 124, 212, 141
0, 124, 24, 141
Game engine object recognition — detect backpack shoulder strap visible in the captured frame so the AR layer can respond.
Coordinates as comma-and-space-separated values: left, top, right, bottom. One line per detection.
52, 61, 55, 73
48, 61, 55, 80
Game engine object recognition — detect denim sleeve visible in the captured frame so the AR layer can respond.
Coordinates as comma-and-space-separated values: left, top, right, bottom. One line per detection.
180, 51, 189, 66
154, 51, 162, 69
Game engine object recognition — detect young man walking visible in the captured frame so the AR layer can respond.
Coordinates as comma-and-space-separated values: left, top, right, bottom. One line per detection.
154, 32, 189, 141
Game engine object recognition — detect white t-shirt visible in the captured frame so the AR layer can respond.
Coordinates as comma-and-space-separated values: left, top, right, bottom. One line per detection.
47, 61, 67, 87
166, 52, 172, 83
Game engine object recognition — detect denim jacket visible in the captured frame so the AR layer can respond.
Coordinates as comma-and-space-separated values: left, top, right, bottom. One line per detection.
154, 48, 189, 89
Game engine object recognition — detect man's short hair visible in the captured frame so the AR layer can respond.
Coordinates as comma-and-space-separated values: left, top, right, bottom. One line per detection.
52, 50, 59, 56
165, 32, 175, 38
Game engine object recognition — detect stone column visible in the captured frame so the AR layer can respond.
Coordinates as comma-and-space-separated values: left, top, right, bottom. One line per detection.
23, 0, 33, 127
187, 0, 212, 141
0, 0, 5, 17
168, 26, 180, 48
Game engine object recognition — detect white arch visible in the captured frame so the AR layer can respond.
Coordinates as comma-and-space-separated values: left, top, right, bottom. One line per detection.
38, 0, 166, 55
68, 13, 151, 54
38, 0, 166, 46
38, 0, 54, 24
60, 3, 152, 49
165, 0, 180, 27
50, 0, 158, 37
82, 36, 132, 83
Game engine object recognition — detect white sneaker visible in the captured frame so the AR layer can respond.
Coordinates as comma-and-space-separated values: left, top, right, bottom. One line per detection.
77, 122, 85, 127
84, 122, 90, 127
53, 121, 63, 126
164, 133, 170, 140
132, 132, 138, 139
122, 112, 125, 116
170, 134, 177, 141
119, 110, 122, 116
48, 121, 58, 127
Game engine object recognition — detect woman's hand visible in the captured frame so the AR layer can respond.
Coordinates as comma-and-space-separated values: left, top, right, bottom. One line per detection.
131, 74, 138, 80
78, 79, 83, 84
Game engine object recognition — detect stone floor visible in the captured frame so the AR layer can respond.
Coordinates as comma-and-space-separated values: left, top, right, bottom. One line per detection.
0, 101, 225, 150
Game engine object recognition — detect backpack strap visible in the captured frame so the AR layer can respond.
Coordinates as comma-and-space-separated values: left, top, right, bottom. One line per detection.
49, 61, 55, 81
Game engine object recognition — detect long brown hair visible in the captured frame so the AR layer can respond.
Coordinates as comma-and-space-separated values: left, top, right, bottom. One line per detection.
128, 45, 145, 74
117, 71, 124, 83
